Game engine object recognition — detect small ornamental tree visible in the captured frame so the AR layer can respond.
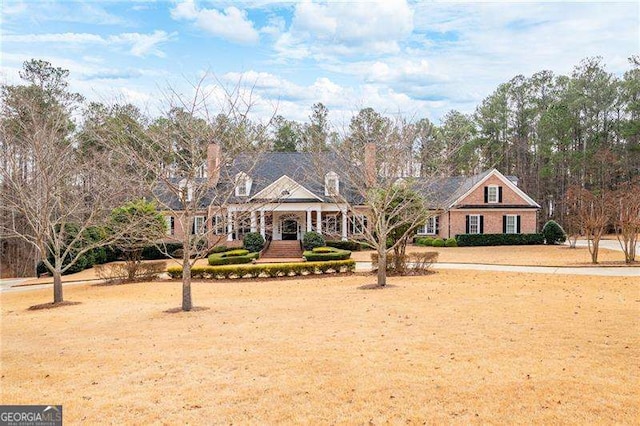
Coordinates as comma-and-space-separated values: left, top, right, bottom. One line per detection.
109, 199, 167, 280
542, 220, 567, 245
612, 181, 640, 263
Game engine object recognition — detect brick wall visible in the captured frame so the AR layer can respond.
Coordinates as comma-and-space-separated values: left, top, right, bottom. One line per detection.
447, 210, 537, 237
461, 175, 529, 205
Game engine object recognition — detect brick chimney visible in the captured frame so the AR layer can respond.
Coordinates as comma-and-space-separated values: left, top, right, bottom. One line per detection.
364, 142, 376, 186
207, 143, 221, 187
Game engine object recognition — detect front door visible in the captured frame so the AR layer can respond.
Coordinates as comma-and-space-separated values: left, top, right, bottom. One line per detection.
281, 219, 298, 240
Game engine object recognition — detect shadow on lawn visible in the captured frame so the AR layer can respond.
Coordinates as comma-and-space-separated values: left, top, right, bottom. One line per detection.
28, 301, 81, 310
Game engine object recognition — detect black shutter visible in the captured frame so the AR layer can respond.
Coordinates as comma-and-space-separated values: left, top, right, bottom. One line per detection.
484, 187, 488, 203
170, 217, 175, 235
435, 216, 440, 235
479, 215, 484, 234
498, 187, 503, 203
503, 215, 507, 233
516, 215, 521, 234
465, 215, 470, 233
191, 218, 195, 235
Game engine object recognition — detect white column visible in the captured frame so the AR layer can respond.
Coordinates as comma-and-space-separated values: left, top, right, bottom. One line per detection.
260, 210, 265, 238
226, 210, 233, 241
250, 210, 257, 233
316, 209, 322, 235
341, 209, 348, 241
306, 209, 312, 232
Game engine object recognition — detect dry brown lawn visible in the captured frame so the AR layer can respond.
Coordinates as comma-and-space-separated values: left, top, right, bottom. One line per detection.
352, 244, 630, 266
1, 270, 638, 424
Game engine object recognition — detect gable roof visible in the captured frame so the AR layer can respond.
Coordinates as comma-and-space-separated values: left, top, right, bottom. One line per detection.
250, 174, 322, 202
448, 168, 540, 208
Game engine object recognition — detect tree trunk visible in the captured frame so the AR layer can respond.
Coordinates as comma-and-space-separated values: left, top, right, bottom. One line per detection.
53, 269, 63, 303
182, 257, 192, 311
377, 248, 387, 287
588, 237, 600, 264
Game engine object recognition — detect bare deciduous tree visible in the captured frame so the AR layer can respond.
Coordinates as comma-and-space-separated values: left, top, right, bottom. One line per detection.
565, 185, 609, 263
612, 182, 640, 263
321, 118, 438, 287
101, 76, 273, 311
0, 60, 135, 304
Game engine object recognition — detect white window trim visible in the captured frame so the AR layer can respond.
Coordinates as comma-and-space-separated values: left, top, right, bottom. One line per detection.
324, 172, 339, 196
212, 214, 225, 235
194, 216, 205, 235
350, 214, 367, 235
323, 213, 340, 234
165, 216, 173, 235
487, 185, 499, 204
505, 214, 517, 234
418, 216, 437, 235
235, 172, 252, 197
469, 214, 481, 234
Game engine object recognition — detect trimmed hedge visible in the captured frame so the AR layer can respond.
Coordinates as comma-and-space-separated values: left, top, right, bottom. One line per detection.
444, 238, 458, 247
208, 245, 230, 254
325, 240, 369, 251
456, 233, 545, 247
416, 237, 434, 246
167, 259, 356, 280
432, 238, 445, 247
208, 250, 259, 265
303, 246, 351, 261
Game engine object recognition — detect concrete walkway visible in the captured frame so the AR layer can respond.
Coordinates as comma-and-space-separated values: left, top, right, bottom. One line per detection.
573, 238, 639, 253
354, 261, 639, 276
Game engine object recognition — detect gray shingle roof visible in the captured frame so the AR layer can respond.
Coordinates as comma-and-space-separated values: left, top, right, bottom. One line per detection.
155, 153, 523, 210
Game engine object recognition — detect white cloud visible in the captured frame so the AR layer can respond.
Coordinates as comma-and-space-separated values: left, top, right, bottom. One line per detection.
3, 31, 175, 58
171, 1, 259, 44
275, 0, 413, 60
110, 31, 175, 58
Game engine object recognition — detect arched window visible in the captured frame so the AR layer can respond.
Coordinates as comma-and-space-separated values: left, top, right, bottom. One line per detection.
324, 171, 339, 196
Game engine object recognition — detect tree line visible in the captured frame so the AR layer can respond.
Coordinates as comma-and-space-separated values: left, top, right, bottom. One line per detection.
1, 57, 638, 308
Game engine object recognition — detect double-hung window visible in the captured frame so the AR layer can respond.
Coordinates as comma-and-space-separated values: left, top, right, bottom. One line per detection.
193, 216, 205, 235
421, 216, 437, 235
468, 214, 481, 234
487, 185, 498, 203
505, 215, 517, 234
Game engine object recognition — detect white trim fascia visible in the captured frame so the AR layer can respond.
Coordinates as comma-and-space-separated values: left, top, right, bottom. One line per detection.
448, 169, 541, 209
250, 174, 323, 202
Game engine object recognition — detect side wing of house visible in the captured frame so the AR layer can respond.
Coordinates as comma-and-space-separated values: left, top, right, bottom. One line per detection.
443, 169, 540, 238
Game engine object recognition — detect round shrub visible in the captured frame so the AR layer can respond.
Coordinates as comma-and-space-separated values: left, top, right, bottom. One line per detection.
432, 238, 445, 247
542, 220, 567, 245
243, 232, 265, 253
417, 237, 434, 246
303, 231, 325, 250
444, 238, 458, 247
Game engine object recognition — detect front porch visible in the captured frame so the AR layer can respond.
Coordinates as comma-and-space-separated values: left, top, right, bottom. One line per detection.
222, 202, 351, 243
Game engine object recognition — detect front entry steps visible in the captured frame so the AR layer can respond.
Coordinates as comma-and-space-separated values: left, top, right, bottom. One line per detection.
257, 240, 303, 263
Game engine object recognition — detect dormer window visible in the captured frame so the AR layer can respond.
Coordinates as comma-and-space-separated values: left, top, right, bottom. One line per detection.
325, 172, 339, 196
196, 163, 207, 179
235, 172, 252, 197
179, 179, 193, 202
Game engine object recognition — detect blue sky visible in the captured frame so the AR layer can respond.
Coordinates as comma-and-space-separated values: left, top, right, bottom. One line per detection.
1, 0, 638, 126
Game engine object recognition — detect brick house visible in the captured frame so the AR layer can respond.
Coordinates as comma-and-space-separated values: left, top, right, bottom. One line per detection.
160, 143, 540, 245
417, 169, 541, 239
